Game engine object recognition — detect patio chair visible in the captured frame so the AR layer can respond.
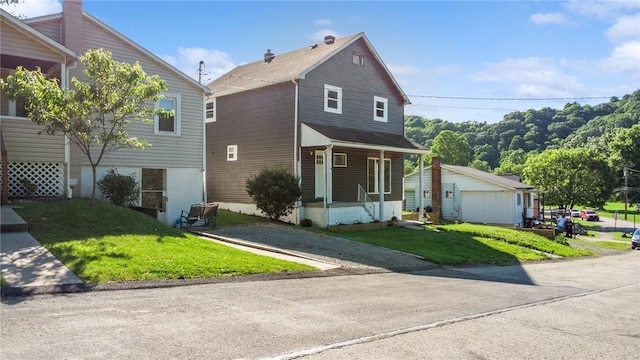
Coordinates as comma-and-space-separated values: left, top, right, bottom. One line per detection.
180, 203, 218, 230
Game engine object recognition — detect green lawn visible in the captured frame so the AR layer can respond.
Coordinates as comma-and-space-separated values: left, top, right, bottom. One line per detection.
569, 238, 631, 251
323, 223, 594, 266
13, 199, 315, 283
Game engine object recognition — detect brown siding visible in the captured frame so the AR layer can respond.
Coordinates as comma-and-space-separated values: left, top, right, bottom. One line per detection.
27, 17, 62, 42
206, 83, 296, 203
300, 147, 403, 203
298, 38, 405, 135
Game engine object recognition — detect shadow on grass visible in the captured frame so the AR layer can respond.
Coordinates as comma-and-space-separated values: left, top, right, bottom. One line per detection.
205, 224, 536, 285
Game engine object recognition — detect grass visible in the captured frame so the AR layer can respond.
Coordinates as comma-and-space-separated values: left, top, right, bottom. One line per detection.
13, 199, 315, 283
217, 209, 270, 227
0, 277, 7, 288
323, 223, 594, 266
569, 238, 631, 251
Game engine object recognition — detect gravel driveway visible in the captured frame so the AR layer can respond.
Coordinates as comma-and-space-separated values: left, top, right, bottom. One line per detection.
202, 223, 439, 273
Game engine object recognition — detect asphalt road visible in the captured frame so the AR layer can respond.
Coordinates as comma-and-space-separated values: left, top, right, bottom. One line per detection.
2, 252, 638, 359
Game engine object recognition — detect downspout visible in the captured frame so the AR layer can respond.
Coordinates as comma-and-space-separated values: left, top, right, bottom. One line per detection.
202, 93, 208, 203
292, 79, 300, 225
64, 60, 78, 198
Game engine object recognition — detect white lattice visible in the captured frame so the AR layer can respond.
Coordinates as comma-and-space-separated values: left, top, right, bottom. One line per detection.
0, 162, 64, 197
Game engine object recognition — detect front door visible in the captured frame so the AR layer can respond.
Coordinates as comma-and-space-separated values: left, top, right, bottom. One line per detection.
314, 150, 325, 199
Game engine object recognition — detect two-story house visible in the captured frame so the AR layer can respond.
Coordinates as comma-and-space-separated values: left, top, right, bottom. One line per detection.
0, 0, 211, 225
205, 33, 429, 227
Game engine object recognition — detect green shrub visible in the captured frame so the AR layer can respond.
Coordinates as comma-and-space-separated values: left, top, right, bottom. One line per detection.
246, 167, 302, 221
97, 168, 139, 206
300, 218, 312, 227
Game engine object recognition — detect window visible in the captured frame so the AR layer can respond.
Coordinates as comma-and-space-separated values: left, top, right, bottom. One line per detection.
227, 145, 238, 161
352, 52, 364, 66
333, 153, 347, 167
141, 168, 166, 212
517, 193, 522, 206
373, 96, 388, 122
155, 94, 180, 135
367, 158, 391, 194
205, 99, 215, 122
324, 84, 342, 114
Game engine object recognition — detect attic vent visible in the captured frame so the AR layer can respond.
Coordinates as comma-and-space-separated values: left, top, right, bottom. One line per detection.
264, 49, 275, 63
324, 35, 336, 45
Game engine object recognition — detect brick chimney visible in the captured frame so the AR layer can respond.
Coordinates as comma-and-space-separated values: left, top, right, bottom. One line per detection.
432, 156, 441, 215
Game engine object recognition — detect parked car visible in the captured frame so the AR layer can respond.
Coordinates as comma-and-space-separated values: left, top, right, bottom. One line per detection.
631, 229, 640, 250
570, 209, 580, 218
580, 209, 600, 221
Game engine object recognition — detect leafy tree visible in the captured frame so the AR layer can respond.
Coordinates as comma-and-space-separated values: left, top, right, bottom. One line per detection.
494, 149, 532, 178
522, 148, 614, 209
430, 130, 471, 166
469, 159, 491, 172
610, 124, 640, 201
246, 167, 302, 221
1, 49, 168, 205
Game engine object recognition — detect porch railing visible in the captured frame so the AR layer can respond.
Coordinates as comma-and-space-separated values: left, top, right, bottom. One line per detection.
357, 184, 376, 221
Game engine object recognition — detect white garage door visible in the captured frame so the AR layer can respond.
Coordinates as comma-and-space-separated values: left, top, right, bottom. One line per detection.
461, 191, 513, 224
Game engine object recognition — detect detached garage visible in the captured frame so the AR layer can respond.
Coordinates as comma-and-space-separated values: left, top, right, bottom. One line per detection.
404, 158, 536, 227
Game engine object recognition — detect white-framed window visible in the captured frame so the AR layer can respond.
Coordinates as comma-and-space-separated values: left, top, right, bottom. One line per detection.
367, 158, 391, 194
205, 99, 216, 123
324, 84, 342, 114
227, 145, 238, 161
373, 96, 388, 122
352, 52, 364, 66
155, 94, 180, 135
333, 153, 347, 167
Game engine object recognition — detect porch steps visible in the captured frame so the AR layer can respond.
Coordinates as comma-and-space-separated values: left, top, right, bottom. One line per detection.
0, 207, 28, 233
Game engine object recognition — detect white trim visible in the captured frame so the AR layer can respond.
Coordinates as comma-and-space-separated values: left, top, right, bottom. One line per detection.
154, 93, 181, 136
367, 157, 391, 195
333, 153, 347, 167
227, 145, 238, 161
324, 84, 342, 114
205, 98, 216, 123
373, 96, 388, 122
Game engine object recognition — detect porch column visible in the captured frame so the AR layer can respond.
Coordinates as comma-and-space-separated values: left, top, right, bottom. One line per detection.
378, 150, 384, 221
418, 154, 424, 222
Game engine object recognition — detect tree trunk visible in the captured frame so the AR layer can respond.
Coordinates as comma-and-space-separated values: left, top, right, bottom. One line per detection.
91, 164, 97, 206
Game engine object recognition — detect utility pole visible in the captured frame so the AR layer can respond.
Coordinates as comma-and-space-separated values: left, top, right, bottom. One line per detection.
198, 61, 205, 84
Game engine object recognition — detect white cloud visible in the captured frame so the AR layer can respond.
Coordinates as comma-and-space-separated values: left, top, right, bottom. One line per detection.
162, 47, 235, 83
0, 0, 61, 18
599, 41, 640, 74
605, 13, 640, 43
530, 12, 570, 25
563, 0, 640, 20
315, 18, 331, 26
472, 57, 585, 97
310, 29, 340, 42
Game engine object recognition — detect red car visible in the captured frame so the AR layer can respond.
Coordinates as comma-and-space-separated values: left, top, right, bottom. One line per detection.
580, 209, 599, 221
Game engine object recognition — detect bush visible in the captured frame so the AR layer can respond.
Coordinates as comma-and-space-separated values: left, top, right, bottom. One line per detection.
300, 218, 312, 227
97, 169, 139, 206
246, 167, 302, 221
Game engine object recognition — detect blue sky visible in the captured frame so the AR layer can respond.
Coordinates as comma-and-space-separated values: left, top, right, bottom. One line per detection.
4, 0, 640, 123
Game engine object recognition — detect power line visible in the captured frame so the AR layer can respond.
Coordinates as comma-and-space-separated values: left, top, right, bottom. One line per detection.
408, 95, 611, 101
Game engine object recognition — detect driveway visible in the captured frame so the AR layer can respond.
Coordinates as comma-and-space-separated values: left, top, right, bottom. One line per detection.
201, 223, 439, 273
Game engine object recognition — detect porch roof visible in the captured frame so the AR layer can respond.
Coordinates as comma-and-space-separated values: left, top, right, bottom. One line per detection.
301, 123, 429, 155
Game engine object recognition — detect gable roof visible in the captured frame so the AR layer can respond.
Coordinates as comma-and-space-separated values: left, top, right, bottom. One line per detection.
1, 8, 76, 61
409, 164, 536, 191
208, 32, 409, 103
24, 10, 210, 95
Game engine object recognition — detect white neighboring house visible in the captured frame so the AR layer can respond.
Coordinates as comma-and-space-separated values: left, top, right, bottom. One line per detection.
404, 160, 537, 227
0, 0, 211, 224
